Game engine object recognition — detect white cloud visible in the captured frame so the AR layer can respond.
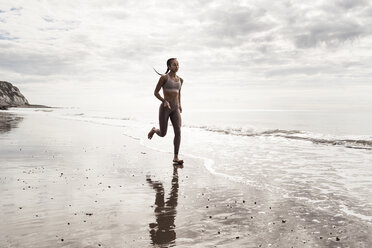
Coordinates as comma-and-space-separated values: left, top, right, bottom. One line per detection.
0, 0, 372, 109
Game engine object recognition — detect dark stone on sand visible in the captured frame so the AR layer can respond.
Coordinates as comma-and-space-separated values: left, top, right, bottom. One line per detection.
336, 237, 340, 241
282, 220, 286, 223
86, 213, 93, 216
61, 239, 64, 242
149, 223, 157, 228
236, 236, 239, 239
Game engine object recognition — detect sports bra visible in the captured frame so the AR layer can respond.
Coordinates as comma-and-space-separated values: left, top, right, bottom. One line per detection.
162, 74, 181, 92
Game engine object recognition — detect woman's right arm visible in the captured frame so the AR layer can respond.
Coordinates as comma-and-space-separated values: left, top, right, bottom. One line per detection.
154, 75, 170, 108
154, 75, 166, 102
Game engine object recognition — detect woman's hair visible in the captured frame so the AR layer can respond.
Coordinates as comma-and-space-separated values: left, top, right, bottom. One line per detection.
153, 58, 177, 75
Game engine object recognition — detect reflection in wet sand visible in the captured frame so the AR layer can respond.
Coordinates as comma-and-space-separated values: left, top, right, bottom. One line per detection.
147, 165, 182, 246
0, 112, 24, 134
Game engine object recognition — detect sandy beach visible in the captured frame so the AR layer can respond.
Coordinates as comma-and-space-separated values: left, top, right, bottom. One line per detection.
0, 110, 371, 248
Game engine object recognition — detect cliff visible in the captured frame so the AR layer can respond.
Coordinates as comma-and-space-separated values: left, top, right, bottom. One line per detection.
0, 81, 29, 110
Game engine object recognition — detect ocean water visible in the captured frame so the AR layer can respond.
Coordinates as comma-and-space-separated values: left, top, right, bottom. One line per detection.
3, 106, 372, 225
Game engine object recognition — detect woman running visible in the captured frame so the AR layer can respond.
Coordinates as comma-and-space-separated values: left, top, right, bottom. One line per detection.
148, 58, 184, 165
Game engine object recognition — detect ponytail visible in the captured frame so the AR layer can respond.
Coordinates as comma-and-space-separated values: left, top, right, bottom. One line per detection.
153, 58, 176, 76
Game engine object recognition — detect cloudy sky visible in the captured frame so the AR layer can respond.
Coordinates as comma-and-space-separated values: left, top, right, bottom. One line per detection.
1, 0, 372, 111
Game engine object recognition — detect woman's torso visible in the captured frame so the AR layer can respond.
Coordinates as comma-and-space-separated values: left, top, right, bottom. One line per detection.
162, 74, 181, 103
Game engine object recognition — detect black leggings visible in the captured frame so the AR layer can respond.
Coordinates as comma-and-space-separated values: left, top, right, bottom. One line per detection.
155, 101, 181, 155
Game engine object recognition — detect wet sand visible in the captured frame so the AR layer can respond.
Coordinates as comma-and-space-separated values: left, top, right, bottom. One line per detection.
0, 111, 371, 247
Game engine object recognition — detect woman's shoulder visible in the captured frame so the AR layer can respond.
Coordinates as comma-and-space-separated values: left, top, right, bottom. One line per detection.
179, 77, 183, 83
159, 74, 168, 82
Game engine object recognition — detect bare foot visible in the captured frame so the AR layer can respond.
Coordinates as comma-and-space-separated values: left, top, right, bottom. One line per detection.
148, 127, 156, 139
173, 159, 184, 165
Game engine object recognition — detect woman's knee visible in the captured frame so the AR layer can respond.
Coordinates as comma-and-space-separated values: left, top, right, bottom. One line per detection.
174, 128, 181, 137
156, 128, 167, 137
159, 129, 167, 137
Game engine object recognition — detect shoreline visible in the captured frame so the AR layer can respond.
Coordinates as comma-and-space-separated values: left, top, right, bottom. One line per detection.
0, 111, 371, 247
1, 104, 52, 110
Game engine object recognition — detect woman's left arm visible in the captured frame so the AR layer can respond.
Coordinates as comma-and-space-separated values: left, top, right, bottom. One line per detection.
179, 78, 183, 113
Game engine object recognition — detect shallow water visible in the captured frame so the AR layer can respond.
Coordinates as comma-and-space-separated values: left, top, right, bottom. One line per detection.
1, 109, 372, 247
4, 107, 372, 227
